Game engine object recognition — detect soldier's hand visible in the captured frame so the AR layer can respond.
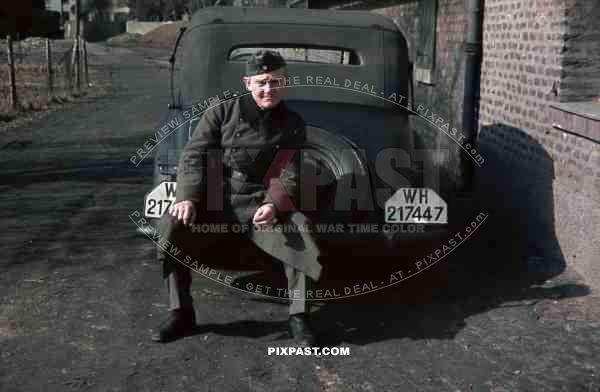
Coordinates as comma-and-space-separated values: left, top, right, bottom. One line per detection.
168, 200, 196, 227
253, 203, 276, 227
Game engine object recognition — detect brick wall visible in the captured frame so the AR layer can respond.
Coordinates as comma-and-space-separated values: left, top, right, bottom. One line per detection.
478, 0, 600, 286
560, 0, 600, 101
323, 0, 470, 195
479, 0, 564, 136
375, 1, 468, 193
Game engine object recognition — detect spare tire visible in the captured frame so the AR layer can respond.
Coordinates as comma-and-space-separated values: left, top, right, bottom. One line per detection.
299, 125, 373, 226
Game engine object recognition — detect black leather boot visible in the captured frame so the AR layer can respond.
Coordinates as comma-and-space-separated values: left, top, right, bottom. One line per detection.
288, 313, 316, 347
151, 308, 197, 343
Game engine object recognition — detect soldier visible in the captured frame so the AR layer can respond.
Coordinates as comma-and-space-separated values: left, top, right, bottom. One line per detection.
152, 50, 321, 346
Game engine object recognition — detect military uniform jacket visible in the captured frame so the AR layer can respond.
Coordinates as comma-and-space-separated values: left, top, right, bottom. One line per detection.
165, 94, 321, 281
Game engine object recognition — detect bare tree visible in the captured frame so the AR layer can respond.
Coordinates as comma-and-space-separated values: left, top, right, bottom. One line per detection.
128, 0, 198, 21
83, 0, 112, 21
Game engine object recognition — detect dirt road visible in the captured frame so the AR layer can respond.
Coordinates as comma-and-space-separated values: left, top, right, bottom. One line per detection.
1, 43, 599, 392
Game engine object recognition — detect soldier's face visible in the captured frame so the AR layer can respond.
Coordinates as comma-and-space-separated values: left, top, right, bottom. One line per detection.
243, 68, 288, 109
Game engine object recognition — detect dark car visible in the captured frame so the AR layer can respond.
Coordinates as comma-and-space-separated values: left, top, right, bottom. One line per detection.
142, 6, 448, 257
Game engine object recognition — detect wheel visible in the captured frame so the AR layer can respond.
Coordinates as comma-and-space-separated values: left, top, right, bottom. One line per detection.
299, 125, 373, 226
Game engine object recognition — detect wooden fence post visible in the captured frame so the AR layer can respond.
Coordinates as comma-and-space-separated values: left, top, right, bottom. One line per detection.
74, 0, 81, 91
77, 36, 84, 88
82, 38, 89, 86
16, 32, 21, 64
6, 35, 18, 110
70, 36, 80, 91
64, 46, 72, 92
46, 38, 54, 98
77, 37, 82, 89
76, 36, 81, 90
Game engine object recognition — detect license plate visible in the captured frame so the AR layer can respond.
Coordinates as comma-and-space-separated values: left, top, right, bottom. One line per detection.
384, 188, 447, 224
144, 182, 177, 218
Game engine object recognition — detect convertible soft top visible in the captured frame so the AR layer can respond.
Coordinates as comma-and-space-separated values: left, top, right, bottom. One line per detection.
189, 6, 399, 32
178, 7, 409, 108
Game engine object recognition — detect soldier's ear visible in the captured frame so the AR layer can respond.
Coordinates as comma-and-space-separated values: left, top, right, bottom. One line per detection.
242, 76, 252, 91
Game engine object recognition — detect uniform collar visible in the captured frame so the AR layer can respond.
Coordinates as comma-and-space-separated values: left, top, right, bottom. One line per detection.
239, 94, 286, 124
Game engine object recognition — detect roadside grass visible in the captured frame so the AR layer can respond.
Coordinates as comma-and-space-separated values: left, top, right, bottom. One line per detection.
0, 62, 111, 125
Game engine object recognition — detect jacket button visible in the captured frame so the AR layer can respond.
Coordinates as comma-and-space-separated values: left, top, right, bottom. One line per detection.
239, 117, 243, 122
231, 147, 238, 152
235, 132, 241, 138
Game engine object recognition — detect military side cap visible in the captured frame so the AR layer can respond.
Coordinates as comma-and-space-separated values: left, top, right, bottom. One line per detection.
245, 50, 287, 76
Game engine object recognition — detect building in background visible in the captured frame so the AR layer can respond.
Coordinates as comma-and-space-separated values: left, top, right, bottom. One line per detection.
57, 0, 131, 23
45, 0, 65, 13
61, 0, 130, 40
0, 1, 63, 38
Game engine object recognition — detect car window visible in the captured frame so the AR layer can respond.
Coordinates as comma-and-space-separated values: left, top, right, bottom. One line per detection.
229, 46, 361, 65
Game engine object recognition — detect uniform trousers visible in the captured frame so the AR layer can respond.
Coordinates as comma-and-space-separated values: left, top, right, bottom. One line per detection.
158, 213, 312, 316
164, 261, 311, 315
